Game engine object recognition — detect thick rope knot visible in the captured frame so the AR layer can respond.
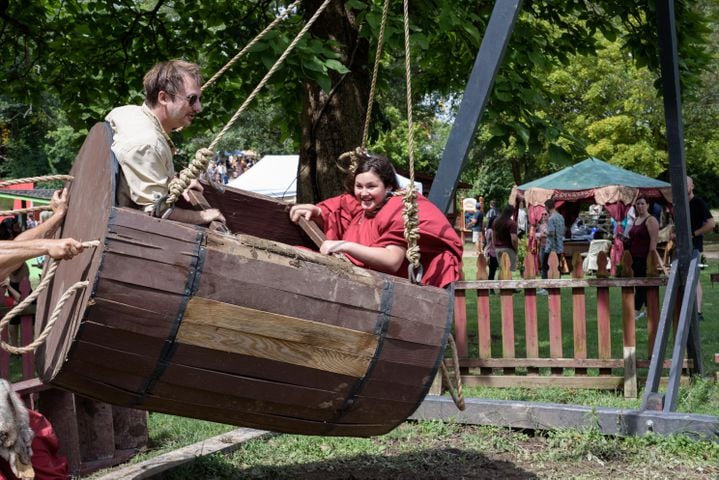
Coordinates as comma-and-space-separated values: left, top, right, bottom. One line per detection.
337, 147, 370, 175
166, 148, 214, 206
402, 184, 421, 275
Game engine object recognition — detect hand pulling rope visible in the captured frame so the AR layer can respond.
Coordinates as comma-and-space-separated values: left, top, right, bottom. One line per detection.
0, 174, 75, 216
0, 240, 101, 355
164, 0, 333, 208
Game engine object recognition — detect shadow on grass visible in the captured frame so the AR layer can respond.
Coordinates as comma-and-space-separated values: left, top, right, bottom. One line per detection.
155, 447, 539, 479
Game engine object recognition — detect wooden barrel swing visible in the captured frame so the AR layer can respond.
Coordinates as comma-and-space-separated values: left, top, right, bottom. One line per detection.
34, 122, 456, 437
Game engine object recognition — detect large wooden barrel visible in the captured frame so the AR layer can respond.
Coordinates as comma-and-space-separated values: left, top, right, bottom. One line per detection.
36, 123, 454, 437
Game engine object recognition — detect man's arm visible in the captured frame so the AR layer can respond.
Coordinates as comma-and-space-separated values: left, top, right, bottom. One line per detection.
14, 189, 69, 242
0, 238, 84, 280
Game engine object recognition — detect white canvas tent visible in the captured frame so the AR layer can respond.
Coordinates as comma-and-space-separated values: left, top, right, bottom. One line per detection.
228, 155, 298, 201
228, 155, 422, 203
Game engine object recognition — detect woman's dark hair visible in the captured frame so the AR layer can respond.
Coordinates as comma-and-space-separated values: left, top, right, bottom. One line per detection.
345, 153, 400, 193
492, 204, 516, 246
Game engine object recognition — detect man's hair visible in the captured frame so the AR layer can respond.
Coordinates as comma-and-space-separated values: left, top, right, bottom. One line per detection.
544, 198, 556, 210
143, 60, 202, 107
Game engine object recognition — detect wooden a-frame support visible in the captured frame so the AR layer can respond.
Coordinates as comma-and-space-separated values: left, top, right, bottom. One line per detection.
425, 0, 714, 440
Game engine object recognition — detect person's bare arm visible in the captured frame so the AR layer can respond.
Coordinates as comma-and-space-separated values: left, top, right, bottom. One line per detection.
695, 216, 716, 237
14, 188, 69, 242
320, 240, 406, 273
647, 216, 660, 252
289, 204, 324, 230
0, 238, 84, 279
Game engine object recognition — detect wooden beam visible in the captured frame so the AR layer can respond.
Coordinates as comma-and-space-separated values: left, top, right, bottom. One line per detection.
412, 396, 719, 442
93, 428, 267, 480
455, 278, 667, 290
459, 375, 623, 389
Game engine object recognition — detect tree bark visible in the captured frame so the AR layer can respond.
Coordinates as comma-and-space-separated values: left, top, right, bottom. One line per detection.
298, 0, 370, 203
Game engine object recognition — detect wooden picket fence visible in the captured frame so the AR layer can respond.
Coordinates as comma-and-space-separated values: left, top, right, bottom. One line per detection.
450, 249, 679, 398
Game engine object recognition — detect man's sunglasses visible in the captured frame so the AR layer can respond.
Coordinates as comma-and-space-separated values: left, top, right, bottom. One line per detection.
168, 92, 200, 106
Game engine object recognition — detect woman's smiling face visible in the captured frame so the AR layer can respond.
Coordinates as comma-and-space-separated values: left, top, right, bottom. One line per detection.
354, 170, 389, 212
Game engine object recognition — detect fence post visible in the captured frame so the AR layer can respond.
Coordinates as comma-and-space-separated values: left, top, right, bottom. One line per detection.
499, 253, 515, 375
596, 251, 612, 376
523, 255, 539, 375
571, 252, 587, 376
454, 269, 468, 359
620, 251, 638, 398
476, 251, 492, 375
547, 253, 563, 375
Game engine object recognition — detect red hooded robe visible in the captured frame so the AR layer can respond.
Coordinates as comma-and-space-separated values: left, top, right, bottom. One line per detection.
317, 193, 463, 288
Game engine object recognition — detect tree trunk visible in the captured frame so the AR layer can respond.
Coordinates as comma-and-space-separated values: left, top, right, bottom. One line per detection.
297, 0, 370, 203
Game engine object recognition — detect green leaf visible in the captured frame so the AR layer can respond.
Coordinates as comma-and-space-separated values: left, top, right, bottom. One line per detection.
323, 59, 350, 75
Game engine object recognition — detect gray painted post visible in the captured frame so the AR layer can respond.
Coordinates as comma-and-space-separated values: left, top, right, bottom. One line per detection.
428, 0, 524, 213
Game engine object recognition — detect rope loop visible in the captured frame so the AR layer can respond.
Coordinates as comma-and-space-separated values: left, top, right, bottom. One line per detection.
336, 147, 370, 175
440, 334, 466, 411
0, 240, 100, 355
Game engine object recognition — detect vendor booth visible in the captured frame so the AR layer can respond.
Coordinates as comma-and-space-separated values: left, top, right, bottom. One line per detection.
509, 157, 672, 272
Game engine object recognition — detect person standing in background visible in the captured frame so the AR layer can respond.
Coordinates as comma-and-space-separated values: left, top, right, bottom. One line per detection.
687, 176, 716, 321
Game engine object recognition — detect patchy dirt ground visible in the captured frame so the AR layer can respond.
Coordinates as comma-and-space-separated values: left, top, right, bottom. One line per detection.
154, 425, 718, 480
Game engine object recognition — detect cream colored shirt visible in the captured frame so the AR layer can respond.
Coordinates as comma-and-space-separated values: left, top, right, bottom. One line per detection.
105, 104, 175, 215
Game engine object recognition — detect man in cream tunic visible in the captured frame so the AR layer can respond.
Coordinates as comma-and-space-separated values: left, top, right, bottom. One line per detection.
106, 59, 224, 225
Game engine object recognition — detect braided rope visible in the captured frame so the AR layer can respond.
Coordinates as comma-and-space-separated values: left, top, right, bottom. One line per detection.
201, 0, 301, 92
0, 240, 100, 355
0, 175, 74, 189
165, 0, 333, 208
165, 148, 214, 206
0, 205, 52, 217
401, 0, 420, 280
440, 334, 466, 411
361, 0, 391, 148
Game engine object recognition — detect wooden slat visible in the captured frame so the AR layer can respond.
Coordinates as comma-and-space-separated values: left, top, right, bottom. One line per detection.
456, 358, 692, 369
523, 255, 539, 374
182, 297, 377, 357
461, 375, 623, 389
571, 253, 587, 375
646, 251, 661, 357
547, 253, 562, 375
172, 343, 356, 393
454, 285, 468, 357
619, 251, 637, 398
498, 253, 515, 374
178, 300, 377, 377
454, 277, 667, 290
596, 285, 612, 376
476, 252, 491, 374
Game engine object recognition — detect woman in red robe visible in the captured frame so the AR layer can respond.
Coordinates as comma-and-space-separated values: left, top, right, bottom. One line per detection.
290, 154, 462, 288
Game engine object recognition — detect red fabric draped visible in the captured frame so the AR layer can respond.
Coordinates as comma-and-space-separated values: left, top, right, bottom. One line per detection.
318, 193, 463, 288
0, 410, 69, 480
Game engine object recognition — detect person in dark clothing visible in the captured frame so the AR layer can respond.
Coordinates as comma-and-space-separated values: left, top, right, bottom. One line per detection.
687, 176, 716, 320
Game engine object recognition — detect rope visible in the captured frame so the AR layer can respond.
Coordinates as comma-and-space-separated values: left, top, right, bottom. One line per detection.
201, 0, 301, 92
0, 175, 74, 189
401, 0, 421, 282
336, 0, 390, 173
0, 205, 52, 217
440, 334, 466, 411
361, 0, 391, 148
165, 0, 333, 207
0, 240, 100, 355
